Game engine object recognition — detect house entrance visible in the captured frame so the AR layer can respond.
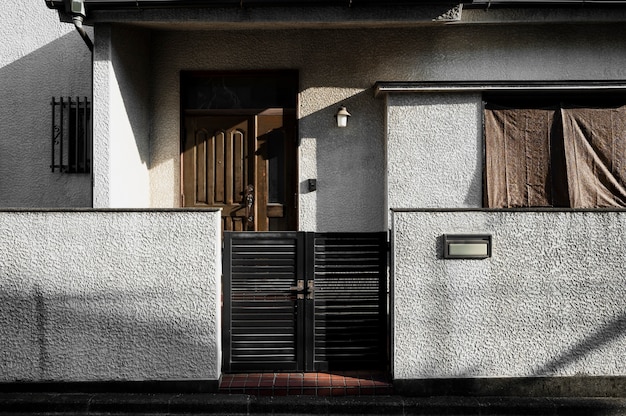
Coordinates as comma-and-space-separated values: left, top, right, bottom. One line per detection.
222, 232, 388, 373
180, 72, 298, 231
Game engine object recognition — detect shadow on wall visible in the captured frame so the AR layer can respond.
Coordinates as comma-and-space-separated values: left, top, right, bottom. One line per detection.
0, 284, 216, 382
535, 311, 626, 375
492, 312, 626, 397
299, 88, 386, 233
397, 311, 626, 398
107, 24, 151, 168
0, 32, 91, 208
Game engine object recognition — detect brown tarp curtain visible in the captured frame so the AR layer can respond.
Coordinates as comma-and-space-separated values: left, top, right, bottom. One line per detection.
485, 105, 626, 208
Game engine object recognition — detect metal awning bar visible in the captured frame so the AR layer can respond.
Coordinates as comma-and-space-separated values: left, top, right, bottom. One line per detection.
374, 81, 626, 97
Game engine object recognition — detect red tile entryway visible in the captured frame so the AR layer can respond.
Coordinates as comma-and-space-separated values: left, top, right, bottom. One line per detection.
219, 372, 393, 396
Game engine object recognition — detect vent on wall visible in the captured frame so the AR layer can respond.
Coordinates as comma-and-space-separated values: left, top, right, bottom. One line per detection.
51, 97, 91, 173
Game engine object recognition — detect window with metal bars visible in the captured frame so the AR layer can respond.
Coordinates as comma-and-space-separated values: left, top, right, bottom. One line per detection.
51, 97, 91, 173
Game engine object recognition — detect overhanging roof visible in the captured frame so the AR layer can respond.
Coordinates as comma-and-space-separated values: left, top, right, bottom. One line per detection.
45, 0, 463, 10
45, 0, 626, 10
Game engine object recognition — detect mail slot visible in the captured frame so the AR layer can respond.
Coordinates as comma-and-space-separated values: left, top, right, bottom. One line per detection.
443, 234, 491, 259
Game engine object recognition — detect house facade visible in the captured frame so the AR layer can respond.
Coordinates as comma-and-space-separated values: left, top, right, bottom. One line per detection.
2, 0, 626, 396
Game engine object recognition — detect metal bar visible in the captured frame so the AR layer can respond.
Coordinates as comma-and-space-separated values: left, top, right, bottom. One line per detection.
75, 97, 80, 173
87, 98, 92, 174
60, 97, 64, 172
83, 97, 88, 172
51, 97, 56, 172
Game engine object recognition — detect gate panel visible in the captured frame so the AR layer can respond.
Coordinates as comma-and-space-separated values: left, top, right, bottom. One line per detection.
311, 233, 388, 371
223, 232, 305, 372
223, 232, 388, 373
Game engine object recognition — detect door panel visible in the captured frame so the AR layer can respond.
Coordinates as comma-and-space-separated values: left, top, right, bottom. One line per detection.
183, 116, 250, 231
182, 112, 296, 232
256, 114, 297, 231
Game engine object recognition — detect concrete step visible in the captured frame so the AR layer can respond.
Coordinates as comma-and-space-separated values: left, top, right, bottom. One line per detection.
2, 393, 626, 415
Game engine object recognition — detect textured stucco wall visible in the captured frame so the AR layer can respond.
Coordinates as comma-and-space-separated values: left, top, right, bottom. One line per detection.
147, 29, 387, 232
386, 92, 483, 212
142, 23, 626, 231
0, 210, 221, 382
392, 210, 626, 379
93, 25, 151, 208
0, 4, 92, 207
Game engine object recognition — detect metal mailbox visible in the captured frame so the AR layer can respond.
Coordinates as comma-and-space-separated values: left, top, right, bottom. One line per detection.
443, 234, 492, 259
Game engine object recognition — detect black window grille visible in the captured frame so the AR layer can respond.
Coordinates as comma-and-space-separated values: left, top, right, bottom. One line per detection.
51, 97, 91, 173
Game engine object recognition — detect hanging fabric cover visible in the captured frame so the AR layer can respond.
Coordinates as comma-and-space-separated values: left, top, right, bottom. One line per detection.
561, 106, 626, 207
485, 104, 626, 208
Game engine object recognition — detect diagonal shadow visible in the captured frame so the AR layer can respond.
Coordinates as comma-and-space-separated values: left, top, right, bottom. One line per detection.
534, 312, 626, 376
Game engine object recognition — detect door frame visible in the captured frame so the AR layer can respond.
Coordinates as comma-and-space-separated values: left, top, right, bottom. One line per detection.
179, 70, 299, 231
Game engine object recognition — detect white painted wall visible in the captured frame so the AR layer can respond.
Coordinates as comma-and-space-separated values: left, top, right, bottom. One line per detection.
122, 22, 626, 231
386, 92, 483, 212
93, 25, 151, 208
392, 210, 626, 379
0, 210, 222, 382
0, 4, 92, 207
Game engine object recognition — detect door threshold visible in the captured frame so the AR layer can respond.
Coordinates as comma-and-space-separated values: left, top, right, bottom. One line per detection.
218, 371, 392, 396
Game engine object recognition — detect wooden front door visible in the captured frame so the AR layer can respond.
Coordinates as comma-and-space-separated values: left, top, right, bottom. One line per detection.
182, 110, 297, 231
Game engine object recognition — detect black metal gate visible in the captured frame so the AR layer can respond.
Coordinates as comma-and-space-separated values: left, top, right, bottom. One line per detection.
222, 232, 388, 373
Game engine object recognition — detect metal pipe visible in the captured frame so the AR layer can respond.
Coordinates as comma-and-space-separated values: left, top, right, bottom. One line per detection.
72, 14, 94, 52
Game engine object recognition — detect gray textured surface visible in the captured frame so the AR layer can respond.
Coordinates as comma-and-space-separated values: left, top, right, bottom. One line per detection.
0, 5, 92, 208
386, 93, 483, 214
145, 29, 387, 231
392, 210, 626, 379
0, 210, 222, 382
96, 22, 626, 231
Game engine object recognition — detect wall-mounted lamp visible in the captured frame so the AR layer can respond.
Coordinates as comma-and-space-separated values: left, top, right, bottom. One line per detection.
335, 106, 351, 128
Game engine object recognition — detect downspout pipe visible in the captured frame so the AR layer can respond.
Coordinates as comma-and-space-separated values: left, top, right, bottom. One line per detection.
69, 0, 94, 52
73, 14, 94, 52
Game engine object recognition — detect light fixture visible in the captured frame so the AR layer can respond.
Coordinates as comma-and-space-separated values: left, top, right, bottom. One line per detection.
443, 234, 492, 259
335, 105, 351, 128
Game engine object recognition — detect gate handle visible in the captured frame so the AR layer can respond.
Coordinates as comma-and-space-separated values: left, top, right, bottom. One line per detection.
290, 279, 305, 300
245, 184, 254, 224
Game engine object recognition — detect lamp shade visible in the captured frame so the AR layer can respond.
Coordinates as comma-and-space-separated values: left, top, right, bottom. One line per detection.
335, 106, 351, 127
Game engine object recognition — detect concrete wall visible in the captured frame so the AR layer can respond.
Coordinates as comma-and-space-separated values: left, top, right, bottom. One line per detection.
93, 25, 151, 208
96, 21, 626, 231
386, 92, 483, 212
392, 210, 626, 380
146, 29, 387, 232
0, 210, 221, 382
0, 4, 92, 208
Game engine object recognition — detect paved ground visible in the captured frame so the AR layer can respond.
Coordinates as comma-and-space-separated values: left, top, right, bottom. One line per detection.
2, 393, 626, 415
